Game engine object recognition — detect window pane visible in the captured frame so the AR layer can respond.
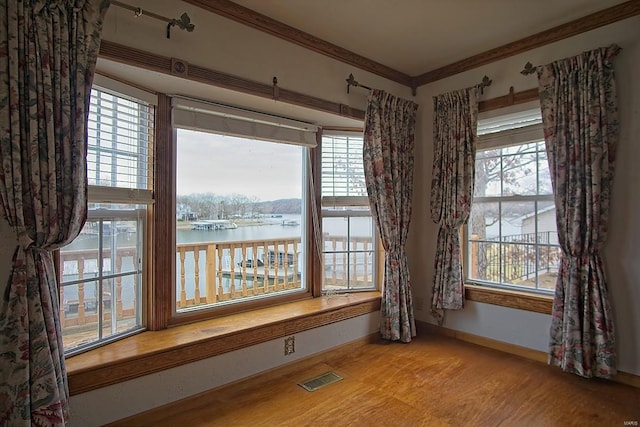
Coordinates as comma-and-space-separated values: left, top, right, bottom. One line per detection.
175, 129, 306, 311
60, 281, 100, 350
60, 208, 144, 355
88, 87, 154, 190
322, 216, 375, 291
469, 201, 499, 240
538, 147, 553, 195
321, 135, 367, 198
474, 150, 501, 197
501, 151, 538, 196
468, 139, 560, 293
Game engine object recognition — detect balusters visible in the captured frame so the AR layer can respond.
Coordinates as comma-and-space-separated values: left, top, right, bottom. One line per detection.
206, 244, 216, 304
282, 242, 289, 289
330, 235, 337, 285
179, 247, 187, 307
272, 242, 280, 290
116, 252, 123, 318
292, 240, 299, 288
217, 247, 224, 301
194, 249, 201, 304
78, 259, 86, 324
240, 244, 248, 296
252, 242, 259, 293
362, 239, 369, 285
173, 237, 311, 309
228, 246, 236, 299
262, 241, 270, 293
341, 236, 347, 286
351, 239, 357, 287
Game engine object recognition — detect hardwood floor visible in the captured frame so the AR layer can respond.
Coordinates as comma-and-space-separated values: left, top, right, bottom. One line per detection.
110, 334, 640, 426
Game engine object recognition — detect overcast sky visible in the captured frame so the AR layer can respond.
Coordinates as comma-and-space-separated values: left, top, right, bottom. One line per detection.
176, 129, 303, 201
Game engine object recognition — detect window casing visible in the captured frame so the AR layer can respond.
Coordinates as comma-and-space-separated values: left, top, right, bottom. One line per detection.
60, 81, 155, 355
466, 108, 560, 294
321, 131, 378, 293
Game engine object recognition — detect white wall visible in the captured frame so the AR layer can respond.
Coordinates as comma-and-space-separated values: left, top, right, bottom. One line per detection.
68, 312, 379, 427
409, 16, 640, 376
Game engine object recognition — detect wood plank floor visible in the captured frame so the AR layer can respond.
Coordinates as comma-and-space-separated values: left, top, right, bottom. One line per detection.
110, 334, 640, 426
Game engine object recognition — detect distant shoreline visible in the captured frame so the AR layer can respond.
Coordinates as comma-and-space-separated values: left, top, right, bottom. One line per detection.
176, 219, 286, 230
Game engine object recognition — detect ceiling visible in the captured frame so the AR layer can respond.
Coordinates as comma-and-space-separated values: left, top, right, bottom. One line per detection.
230, 0, 627, 77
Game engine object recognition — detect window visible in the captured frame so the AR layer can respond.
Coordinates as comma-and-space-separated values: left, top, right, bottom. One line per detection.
321, 131, 378, 293
59, 79, 155, 355
171, 98, 317, 315
467, 108, 560, 293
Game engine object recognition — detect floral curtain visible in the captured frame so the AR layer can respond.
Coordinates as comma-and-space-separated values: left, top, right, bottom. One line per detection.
363, 89, 418, 342
537, 45, 620, 379
430, 87, 479, 319
0, 1, 109, 425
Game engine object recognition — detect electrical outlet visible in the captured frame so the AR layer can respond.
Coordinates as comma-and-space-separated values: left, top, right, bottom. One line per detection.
284, 336, 295, 355
415, 297, 424, 311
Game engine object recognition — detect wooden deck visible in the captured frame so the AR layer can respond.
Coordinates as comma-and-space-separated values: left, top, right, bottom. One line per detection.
109, 332, 640, 426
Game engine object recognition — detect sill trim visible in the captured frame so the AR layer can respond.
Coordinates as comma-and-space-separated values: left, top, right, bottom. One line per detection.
465, 284, 553, 314
66, 292, 381, 395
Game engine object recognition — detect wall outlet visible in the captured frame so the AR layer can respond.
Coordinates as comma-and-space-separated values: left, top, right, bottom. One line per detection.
284, 336, 295, 355
415, 297, 424, 311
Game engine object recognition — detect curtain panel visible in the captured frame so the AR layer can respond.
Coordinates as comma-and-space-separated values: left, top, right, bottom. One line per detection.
0, 1, 109, 425
537, 45, 620, 379
430, 87, 479, 319
363, 89, 418, 342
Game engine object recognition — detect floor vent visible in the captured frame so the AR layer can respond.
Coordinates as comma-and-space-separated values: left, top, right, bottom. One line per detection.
298, 371, 343, 392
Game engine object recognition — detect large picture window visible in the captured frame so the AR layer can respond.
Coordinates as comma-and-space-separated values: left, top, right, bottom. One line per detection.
321, 132, 378, 293
59, 79, 155, 355
172, 98, 316, 314
467, 108, 560, 293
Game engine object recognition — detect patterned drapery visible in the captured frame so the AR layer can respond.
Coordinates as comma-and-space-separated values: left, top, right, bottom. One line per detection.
537, 45, 620, 378
0, 1, 109, 424
430, 88, 479, 318
363, 90, 418, 342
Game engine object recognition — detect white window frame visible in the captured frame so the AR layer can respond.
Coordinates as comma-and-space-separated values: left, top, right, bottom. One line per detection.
320, 130, 379, 294
60, 77, 155, 355
466, 105, 560, 295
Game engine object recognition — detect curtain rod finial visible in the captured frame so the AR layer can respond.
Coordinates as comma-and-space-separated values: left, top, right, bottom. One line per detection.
521, 62, 536, 76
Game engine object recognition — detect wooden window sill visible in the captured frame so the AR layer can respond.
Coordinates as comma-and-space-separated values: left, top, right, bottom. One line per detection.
465, 284, 553, 315
66, 292, 381, 396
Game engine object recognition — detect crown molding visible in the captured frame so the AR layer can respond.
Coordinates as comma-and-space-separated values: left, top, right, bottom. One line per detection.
413, 0, 640, 86
182, 0, 414, 89
184, 0, 639, 90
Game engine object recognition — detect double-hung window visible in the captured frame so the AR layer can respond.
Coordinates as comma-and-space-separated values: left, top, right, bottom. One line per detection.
171, 97, 317, 316
467, 107, 560, 293
321, 131, 378, 293
59, 76, 155, 355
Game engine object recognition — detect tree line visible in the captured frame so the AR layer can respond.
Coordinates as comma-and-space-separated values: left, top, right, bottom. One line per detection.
176, 193, 301, 220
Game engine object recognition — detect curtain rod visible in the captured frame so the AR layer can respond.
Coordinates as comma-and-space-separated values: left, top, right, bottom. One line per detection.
477, 75, 492, 94
345, 73, 373, 94
348, 73, 492, 95
110, 1, 195, 39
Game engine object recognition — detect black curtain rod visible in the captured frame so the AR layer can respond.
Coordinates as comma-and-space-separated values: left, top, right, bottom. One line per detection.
346, 73, 373, 94
110, 1, 195, 39
348, 73, 492, 94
